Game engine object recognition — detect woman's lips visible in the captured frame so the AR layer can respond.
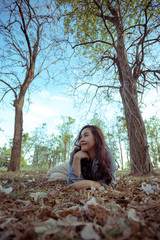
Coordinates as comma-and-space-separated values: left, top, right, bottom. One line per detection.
81, 143, 86, 147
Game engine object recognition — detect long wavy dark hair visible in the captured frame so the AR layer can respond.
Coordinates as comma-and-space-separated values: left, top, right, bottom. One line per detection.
71, 125, 112, 185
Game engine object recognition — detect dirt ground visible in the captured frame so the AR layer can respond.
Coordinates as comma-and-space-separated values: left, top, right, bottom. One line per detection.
0, 169, 160, 240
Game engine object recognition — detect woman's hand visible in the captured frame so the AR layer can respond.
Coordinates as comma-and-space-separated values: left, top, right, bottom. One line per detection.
67, 180, 101, 190
72, 150, 89, 177
73, 150, 89, 161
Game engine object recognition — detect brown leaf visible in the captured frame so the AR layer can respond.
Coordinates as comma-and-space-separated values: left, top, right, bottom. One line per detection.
37, 207, 58, 221
20, 227, 36, 240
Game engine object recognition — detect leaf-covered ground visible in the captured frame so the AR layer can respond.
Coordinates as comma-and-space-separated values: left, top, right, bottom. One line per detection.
0, 169, 160, 240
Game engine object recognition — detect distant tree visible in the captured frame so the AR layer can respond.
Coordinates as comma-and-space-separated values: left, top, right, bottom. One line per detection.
57, 116, 76, 162
0, 144, 11, 167
32, 145, 50, 168
116, 116, 129, 170
145, 116, 160, 168
21, 133, 33, 159
90, 113, 106, 129
30, 118, 75, 168
56, 0, 160, 175
0, 0, 66, 171
31, 123, 49, 167
90, 113, 116, 149
48, 133, 62, 167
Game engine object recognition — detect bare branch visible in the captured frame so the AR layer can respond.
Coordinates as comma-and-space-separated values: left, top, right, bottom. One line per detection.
141, 69, 160, 82
0, 79, 17, 100
0, 72, 21, 83
16, 1, 32, 63
94, 0, 116, 48
72, 39, 112, 49
74, 81, 120, 91
132, 1, 156, 80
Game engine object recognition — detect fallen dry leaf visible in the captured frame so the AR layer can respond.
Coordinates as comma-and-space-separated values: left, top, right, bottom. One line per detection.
80, 223, 100, 240
0, 170, 160, 240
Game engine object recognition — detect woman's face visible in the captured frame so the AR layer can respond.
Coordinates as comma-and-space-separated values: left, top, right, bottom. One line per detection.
79, 128, 96, 153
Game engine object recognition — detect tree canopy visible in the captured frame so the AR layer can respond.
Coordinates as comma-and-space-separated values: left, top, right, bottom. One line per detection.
0, 0, 160, 172
55, 0, 160, 92
54, 0, 160, 175
0, 0, 67, 171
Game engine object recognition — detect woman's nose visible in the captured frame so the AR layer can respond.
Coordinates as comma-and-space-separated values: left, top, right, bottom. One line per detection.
80, 136, 84, 143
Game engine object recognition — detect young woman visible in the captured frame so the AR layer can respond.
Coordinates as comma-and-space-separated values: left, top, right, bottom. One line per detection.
67, 125, 116, 190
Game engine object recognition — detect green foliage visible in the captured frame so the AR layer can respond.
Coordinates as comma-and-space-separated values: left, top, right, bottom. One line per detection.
20, 156, 27, 168
144, 116, 160, 168
2, 113, 159, 171
0, 140, 28, 168
55, 0, 160, 72
90, 113, 106, 130
0, 144, 11, 167
57, 116, 76, 162
20, 117, 76, 168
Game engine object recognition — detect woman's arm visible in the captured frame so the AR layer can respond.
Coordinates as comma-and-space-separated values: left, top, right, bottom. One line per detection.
67, 150, 89, 186
72, 150, 89, 177
67, 179, 101, 190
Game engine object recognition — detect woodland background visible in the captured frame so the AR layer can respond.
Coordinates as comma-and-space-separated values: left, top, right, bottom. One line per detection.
0, 1, 160, 239
0, 0, 160, 173
1, 115, 160, 171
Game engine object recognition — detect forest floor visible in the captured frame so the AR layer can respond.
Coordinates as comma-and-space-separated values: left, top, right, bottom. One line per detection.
0, 169, 160, 240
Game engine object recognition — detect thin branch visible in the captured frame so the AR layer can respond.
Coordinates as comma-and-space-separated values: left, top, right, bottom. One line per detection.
0, 88, 12, 102
16, 1, 32, 64
74, 81, 120, 90
72, 39, 112, 49
0, 72, 21, 83
94, 0, 116, 47
0, 79, 17, 100
141, 69, 160, 82
141, 69, 160, 74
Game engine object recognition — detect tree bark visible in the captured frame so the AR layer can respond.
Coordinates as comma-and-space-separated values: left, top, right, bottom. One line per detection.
116, 20, 152, 175
120, 86, 152, 174
8, 69, 33, 171
8, 101, 23, 171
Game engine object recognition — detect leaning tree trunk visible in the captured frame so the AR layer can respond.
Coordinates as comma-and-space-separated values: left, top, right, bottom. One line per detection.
120, 86, 152, 174
8, 99, 24, 171
7, 64, 36, 171
116, 23, 152, 175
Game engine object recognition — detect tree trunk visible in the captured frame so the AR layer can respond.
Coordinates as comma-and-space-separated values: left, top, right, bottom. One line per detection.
118, 137, 124, 170
48, 158, 51, 169
8, 102, 23, 171
120, 86, 152, 174
116, 22, 152, 175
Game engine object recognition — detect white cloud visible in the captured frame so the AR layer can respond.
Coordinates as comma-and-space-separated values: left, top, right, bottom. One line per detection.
39, 91, 50, 98
50, 96, 70, 102
29, 104, 54, 117
38, 90, 71, 102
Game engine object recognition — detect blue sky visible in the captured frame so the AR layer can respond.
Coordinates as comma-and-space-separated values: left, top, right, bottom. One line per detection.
0, 88, 79, 146
0, 80, 98, 146
0, 1, 160, 148
1, 83, 160, 148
